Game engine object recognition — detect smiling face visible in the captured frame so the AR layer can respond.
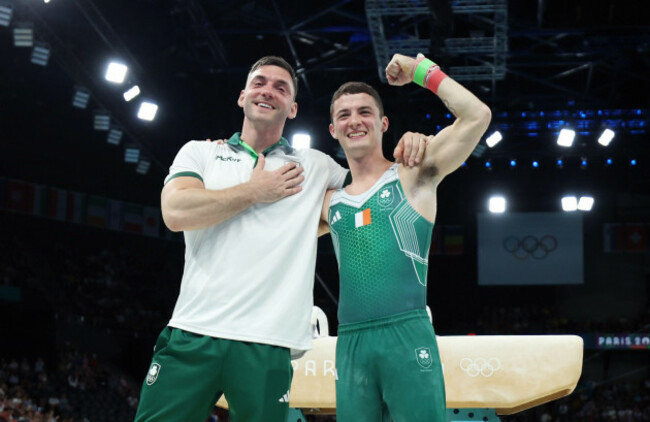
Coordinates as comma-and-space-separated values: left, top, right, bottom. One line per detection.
329, 92, 389, 159
238, 65, 298, 127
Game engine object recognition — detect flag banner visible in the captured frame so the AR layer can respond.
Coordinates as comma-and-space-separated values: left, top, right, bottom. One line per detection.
0, 178, 6, 209
32, 185, 48, 217
107, 199, 124, 231
6, 180, 35, 213
47, 188, 67, 220
443, 225, 464, 255
1, 177, 169, 241
86, 196, 108, 228
124, 203, 143, 233
142, 206, 161, 237
66, 191, 87, 224
603, 223, 649, 253
477, 212, 583, 285
430, 225, 443, 255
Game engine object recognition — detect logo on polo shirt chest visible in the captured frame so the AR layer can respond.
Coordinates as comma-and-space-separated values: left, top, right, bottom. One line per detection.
215, 155, 242, 162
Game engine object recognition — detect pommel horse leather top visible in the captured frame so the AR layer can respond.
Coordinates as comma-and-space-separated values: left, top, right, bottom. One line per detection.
218, 334, 584, 416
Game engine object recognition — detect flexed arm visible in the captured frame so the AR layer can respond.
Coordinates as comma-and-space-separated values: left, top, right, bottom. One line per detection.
386, 53, 491, 182
162, 154, 304, 232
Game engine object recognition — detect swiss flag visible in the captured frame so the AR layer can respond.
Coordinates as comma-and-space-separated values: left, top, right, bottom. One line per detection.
624, 224, 647, 252
6, 180, 34, 213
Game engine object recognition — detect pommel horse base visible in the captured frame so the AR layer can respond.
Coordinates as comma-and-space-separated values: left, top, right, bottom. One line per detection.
218, 309, 583, 421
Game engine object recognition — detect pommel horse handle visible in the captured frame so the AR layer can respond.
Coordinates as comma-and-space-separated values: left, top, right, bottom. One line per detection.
218, 308, 583, 416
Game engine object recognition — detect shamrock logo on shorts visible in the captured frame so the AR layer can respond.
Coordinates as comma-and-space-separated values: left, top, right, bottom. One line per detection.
415, 347, 432, 369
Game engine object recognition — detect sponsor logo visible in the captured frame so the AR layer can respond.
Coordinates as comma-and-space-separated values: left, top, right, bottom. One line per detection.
215, 155, 242, 162
415, 347, 432, 369
330, 210, 342, 225
146, 363, 161, 385
459, 358, 501, 377
378, 186, 394, 207
278, 390, 290, 403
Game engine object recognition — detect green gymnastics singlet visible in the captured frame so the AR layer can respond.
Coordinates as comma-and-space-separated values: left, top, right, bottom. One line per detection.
328, 164, 434, 324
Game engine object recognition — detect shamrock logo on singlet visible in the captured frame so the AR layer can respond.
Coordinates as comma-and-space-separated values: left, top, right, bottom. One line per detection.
415, 347, 432, 369
378, 186, 395, 207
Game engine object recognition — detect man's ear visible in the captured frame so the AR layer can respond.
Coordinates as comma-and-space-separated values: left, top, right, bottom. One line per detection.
381, 115, 389, 132
288, 101, 298, 120
237, 90, 245, 108
329, 123, 337, 139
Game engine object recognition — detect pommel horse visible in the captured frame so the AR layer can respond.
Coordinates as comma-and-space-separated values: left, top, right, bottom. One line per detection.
218, 307, 583, 421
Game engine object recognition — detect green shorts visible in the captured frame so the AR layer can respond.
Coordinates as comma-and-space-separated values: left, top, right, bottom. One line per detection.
336, 310, 446, 422
134, 326, 292, 422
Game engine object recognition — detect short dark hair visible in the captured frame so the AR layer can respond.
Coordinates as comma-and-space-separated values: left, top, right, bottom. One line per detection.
248, 56, 298, 98
330, 81, 384, 121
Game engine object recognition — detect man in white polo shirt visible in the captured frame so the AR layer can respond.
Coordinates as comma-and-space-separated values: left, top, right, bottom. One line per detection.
134, 56, 426, 422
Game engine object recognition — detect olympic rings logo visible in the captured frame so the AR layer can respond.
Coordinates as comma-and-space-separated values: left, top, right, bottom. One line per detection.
502, 235, 558, 260
459, 358, 501, 378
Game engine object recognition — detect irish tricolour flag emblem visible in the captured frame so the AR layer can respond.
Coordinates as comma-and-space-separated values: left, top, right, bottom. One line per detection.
355, 208, 372, 228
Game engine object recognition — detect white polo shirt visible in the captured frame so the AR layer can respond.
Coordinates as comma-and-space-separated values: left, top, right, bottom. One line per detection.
164, 133, 348, 351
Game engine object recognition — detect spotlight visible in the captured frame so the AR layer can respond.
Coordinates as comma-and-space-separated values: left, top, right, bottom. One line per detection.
13, 23, 34, 47
605, 158, 613, 166
124, 147, 140, 163
578, 196, 594, 211
461, 162, 467, 168
291, 133, 311, 149
137, 101, 158, 121
136, 159, 151, 175
630, 159, 637, 166
31, 42, 50, 66
598, 128, 615, 146
72, 86, 90, 109
0, 1, 13, 27
485, 131, 502, 148
561, 196, 578, 212
105, 61, 128, 84
509, 159, 516, 167
484, 160, 492, 169
106, 128, 123, 145
123, 85, 140, 102
557, 129, 576, 147
488, 196, 506, 213
580, 157, 588, 169
556, 158, 564, 168
93, 111, 110, 131
532, 160, 539, 168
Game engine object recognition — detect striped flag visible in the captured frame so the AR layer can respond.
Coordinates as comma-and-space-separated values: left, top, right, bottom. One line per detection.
443, 226, 464, 255
86, 196, 108, 228
354, 208, 371, 228
32, 185, 48, 217
66, 192, 87, 224
47, 188, 67, 220
107, 199, 124, 231
0, 178, 6, 209
430, 225, 443, 255
124, 203, 143, 233
142, 206, 161, 237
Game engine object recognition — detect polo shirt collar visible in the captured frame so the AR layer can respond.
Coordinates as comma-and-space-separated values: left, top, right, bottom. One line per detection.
227, 132, 294, 158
